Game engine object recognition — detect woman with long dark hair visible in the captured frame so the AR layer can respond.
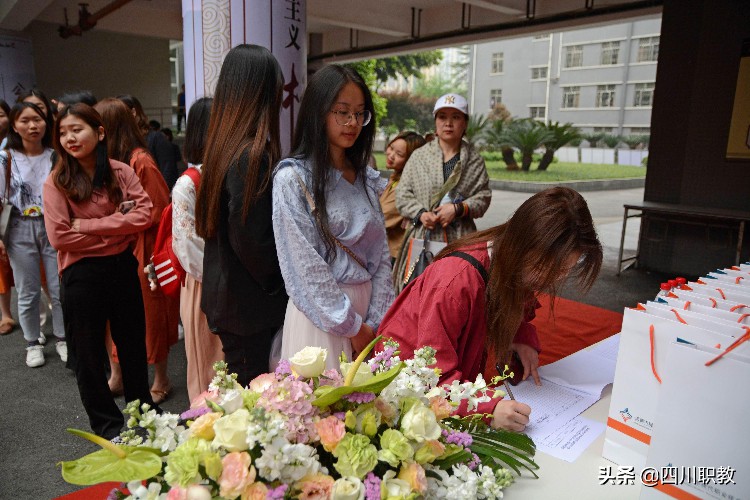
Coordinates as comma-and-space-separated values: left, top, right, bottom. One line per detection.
94, 98, 178, 404
0, 102, 66, 367
172, 97, 224, 401
43, 103, 155, 438
195, 44, 288, 387
272, 65, 393, 367
378, 187, 603, 430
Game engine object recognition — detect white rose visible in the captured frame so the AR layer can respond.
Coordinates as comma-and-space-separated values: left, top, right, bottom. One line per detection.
290, 346, 328, 378
400, 404, 442, 443
339, 361, 374, 386
332, 476, 365, 500
219, 388, 244, 414
212, 408, 250, 451
381, 470, 412, 498
186, 485, 212, 500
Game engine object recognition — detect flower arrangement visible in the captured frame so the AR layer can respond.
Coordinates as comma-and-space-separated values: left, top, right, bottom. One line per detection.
60, 337, 537, 499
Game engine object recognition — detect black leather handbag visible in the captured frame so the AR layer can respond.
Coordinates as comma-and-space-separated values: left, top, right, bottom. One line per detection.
402, 231, 445, 287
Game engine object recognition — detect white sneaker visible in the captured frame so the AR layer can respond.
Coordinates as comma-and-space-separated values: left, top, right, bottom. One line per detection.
26, 345, 45, 368
38, 332, 47, 345
55, 340, 68, 363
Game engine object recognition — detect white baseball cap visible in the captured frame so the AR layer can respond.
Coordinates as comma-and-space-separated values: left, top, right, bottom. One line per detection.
433, 93, 468, 116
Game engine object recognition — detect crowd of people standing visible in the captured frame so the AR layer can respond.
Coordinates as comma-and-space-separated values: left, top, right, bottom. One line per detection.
0, 43, 602, 439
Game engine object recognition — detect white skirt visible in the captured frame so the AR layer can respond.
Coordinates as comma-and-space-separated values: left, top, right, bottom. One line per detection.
279, 281, 372, 371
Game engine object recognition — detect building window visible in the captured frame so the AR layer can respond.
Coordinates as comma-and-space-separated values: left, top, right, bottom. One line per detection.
533, 33, 551, 40
564, 45, 583, 68
633, 82, 655, 107
491, 52, 504, 74
531, 67, 548, 80
530, 106, 546, 119
593, 127, 614, 133
637, 36, 659, 62
600, 41, 620, 65
562, 86, 580, 108
596, 85, 616, 107
489, 89, 502, 108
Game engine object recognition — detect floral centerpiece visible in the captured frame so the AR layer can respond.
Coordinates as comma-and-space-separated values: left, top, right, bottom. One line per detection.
60, 337, 537, 499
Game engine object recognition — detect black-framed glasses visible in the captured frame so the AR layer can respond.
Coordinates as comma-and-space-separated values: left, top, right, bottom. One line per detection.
331, 109, 372, 127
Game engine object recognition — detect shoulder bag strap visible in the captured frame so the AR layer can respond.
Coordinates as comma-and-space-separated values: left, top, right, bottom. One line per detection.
448, 251, 488, 285
291, 170, 368, 271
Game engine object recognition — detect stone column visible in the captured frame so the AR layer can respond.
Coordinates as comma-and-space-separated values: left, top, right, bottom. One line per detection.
182, 0, 306, 152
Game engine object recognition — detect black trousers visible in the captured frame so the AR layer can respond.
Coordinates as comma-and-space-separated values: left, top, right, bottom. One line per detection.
60, 251, 154, 439
217, 327, 277, 387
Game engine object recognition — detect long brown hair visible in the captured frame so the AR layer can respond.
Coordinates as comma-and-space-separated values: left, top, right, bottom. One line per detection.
94, 98, 148, 164
52, 104, 122, 206
195, 44, 283, 239
436, 187, 602, 361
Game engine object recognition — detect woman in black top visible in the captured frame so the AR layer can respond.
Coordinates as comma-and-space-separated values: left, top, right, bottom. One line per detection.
195, 44, 288, 386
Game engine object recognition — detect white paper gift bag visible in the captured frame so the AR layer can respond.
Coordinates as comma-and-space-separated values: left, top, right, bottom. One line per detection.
659, 297, 750, 326
667, 289, 746, 312
641, 301, 748, 336
640, 340, 750, 500
681, 282, 750, 303
603, 308, 745, 469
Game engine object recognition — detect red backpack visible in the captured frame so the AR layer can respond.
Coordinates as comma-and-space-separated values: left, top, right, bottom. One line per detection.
145, 168, 201, 297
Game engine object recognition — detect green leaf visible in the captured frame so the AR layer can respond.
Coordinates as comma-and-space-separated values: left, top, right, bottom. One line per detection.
59, 429, 164, 485
312, 363, 403, 408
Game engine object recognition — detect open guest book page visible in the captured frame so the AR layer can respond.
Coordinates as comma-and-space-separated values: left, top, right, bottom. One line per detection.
510, 334, 619, 462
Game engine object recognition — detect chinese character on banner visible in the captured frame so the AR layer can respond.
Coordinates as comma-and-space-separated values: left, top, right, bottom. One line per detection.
284, 0, 301, 22
286, 25, 300, 50
282, 64, 300, 142
12, 82, 26, 97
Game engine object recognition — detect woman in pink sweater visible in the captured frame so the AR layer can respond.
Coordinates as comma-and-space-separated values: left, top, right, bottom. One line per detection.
43, 103, 156, 438
378, 187, 602, 432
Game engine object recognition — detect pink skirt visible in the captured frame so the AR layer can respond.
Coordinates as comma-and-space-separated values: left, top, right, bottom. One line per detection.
279, 281, 372, 371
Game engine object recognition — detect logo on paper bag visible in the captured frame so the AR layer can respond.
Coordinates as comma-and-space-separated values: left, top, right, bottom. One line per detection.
619, 407, 632, 423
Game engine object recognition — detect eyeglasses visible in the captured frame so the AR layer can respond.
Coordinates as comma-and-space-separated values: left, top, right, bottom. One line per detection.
330, 109, 372, 127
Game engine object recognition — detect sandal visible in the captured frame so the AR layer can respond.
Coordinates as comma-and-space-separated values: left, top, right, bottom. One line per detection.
0, 318, 16, 335
150, 384, 173, 405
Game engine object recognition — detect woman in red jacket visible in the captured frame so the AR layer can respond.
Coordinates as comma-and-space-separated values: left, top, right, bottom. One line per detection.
378, 187, 602, 431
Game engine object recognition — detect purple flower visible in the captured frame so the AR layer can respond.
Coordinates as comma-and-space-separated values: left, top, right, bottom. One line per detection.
442, 428, 473, 447
266, 484, 288, 499
468, 452, 481, 470
333, 412, 346, 421
179, 406, 211, 420
105, 487, 120, 500
343, 391, 376, 404
364, 472, 381, 500
275, 359, 292, 378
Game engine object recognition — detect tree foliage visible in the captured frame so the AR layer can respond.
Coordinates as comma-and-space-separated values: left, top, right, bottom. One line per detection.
378, 91, 434, 134
373, 51, 443, 85
344, 59, 387, 127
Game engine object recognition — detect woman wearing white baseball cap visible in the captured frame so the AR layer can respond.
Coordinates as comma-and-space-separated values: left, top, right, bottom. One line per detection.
392, 93, 491, 292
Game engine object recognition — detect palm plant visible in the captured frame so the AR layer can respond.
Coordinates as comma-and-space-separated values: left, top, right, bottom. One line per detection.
502, 119, 554, 171
582, 132, 604, 148
600, 134, 623, 148
621, 134, 650, 149
538, 121, 582, 171
465, 113, 490, 144
484, 119, 519, 170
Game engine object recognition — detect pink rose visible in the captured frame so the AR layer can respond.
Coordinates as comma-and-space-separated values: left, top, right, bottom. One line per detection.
295, 474, 335, 500
241, 482, 268, 500
429, 396, 454, 420
315, 416, 346, 452
166, 485, 211, 500
398, 462, 427, 494
248, 373, 276, 393
190, 389, 220, 409
218, 452, 256, 499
